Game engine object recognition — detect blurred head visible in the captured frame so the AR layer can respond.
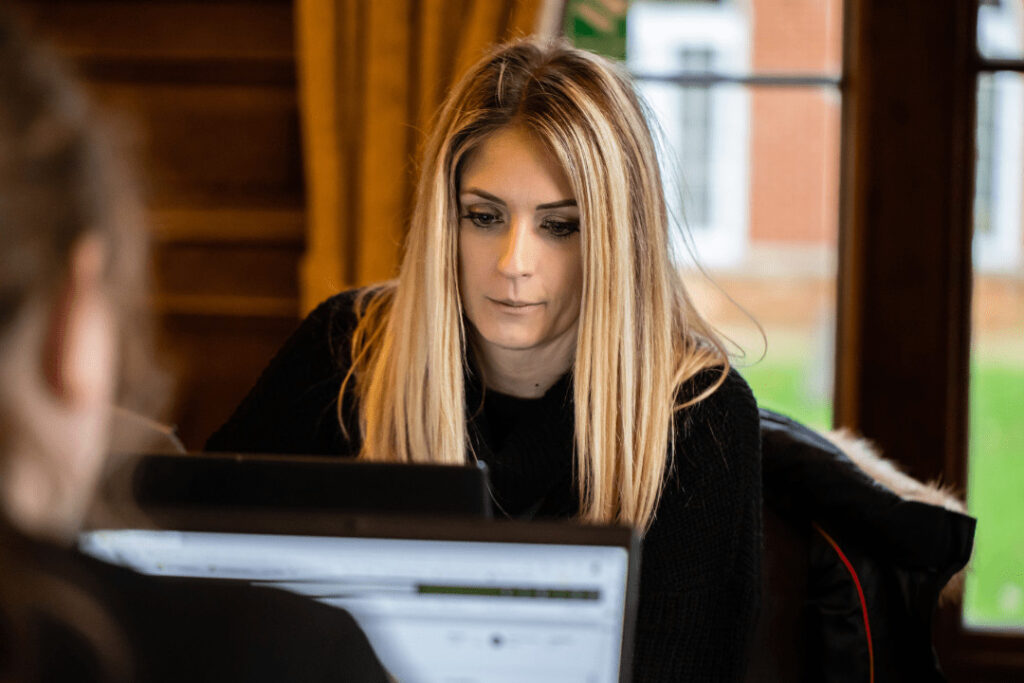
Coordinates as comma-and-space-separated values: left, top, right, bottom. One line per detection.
0, 14, 147, 541
352, 38, 726, 530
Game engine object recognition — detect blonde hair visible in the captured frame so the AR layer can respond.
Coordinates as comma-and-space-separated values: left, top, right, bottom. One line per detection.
344, 38, 727, 532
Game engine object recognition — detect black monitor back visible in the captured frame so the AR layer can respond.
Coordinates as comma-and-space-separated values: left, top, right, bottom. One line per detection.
128, 453, 492, 518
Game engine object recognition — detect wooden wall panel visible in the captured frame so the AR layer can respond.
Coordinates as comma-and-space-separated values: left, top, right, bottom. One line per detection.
159, 315, 301, 454
15, 0, 305, 449
90, 83, 304, 207
13, 3, 295, 61
154, 245, 302, 299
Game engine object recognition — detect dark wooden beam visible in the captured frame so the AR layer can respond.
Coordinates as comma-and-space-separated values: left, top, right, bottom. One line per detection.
835, 0, 976, 488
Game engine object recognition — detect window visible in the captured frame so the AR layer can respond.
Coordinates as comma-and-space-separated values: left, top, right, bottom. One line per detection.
573, 0, 1024, 677
676, 47, 714, 227
836, 0, 1024, 677
964, 1, 1024, 635
623, 0, 842, 428
974, 5, 1024, 272
973, 76, 996, 240
627, 1, 751, 267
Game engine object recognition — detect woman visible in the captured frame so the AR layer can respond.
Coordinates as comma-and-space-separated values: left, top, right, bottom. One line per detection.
209, 38, 761, 681
0, 13, 387, 681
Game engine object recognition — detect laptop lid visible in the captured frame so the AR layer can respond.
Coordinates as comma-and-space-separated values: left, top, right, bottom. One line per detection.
120, 452, 492, 518
80, 510, 639, 683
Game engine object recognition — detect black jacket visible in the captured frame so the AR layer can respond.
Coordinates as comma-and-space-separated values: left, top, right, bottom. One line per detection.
753, 409, 976, 683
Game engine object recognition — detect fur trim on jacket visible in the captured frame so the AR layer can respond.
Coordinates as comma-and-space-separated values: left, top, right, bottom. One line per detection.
822, 428, 969, 604
758, 408, 976, 683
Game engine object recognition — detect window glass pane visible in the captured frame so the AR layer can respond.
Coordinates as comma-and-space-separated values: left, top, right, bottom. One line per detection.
965, 72, 1024, 631
674, 85, 838, 430
978, 0, 1024, 61
625, 1, 841, 429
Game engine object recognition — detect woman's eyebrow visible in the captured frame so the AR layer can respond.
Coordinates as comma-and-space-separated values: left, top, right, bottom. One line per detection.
460, 188, 577, 211
536, 199, 577, 210
461, 187, 506, 205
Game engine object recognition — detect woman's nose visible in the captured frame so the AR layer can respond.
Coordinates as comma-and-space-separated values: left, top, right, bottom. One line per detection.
497, 217, 535, 278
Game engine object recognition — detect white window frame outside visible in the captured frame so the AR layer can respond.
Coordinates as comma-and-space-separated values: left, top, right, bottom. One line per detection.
976, 3, 1024, 273
626, 1, 751, 268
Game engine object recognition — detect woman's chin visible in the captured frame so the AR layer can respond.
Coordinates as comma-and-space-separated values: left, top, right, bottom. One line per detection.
469, 313, 579, 358
479, 333, 542, 353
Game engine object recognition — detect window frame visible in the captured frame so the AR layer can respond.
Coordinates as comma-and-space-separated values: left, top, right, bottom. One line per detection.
838, 1, 1023, 678
626, 1, 752, 267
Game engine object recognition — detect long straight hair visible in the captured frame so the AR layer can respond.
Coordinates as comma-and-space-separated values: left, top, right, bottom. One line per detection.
345, 38, 727, 532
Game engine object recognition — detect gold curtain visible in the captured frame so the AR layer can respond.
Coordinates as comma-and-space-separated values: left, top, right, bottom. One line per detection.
295, 0, 561, 313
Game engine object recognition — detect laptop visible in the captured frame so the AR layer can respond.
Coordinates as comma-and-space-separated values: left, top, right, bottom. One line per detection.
119, 452, 493, 518
81, 457, 640, 682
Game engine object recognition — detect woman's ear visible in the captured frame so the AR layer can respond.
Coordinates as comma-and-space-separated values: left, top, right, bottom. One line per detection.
41, 235, 115, 408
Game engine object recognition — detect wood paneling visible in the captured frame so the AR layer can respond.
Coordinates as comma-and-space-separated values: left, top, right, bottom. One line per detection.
15, 0, 305, 449
158, 314, 302, 453
13, 2, 295, 62
154, 244, 302, 299
89, 82, 303, 207
151, 208, 304, 245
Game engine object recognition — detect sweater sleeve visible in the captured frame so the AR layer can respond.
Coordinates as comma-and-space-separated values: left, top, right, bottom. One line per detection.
204, 290, 362, 456
632, 367, 762, 682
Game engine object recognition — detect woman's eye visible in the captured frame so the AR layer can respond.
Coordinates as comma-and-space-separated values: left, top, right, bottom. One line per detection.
462, 211, 502, 228
542, 218, 580, 238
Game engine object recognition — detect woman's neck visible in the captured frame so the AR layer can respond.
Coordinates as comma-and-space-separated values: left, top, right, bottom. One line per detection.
472, 333, 575, 399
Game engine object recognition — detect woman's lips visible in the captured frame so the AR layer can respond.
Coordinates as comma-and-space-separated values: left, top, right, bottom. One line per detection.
488, 297, 542, 311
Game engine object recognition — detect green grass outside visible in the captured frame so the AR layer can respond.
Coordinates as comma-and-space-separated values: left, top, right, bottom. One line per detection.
741, 358, 1024, 630
964, 362, 1024, 629
740, 360, 832, 430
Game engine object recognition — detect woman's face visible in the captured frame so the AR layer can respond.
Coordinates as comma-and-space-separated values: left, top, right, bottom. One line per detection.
457, 126, 583, 359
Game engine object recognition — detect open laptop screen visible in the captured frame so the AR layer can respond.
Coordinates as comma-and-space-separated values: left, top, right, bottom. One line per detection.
80, 514, 638, 683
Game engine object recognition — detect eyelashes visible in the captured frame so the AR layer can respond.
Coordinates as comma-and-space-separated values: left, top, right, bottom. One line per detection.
460, 210, 580, 239
540, 218, 580, 238
461, 210, 502, 228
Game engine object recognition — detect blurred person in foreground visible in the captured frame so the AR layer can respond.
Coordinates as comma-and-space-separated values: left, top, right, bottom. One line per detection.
0, 12, 387, 682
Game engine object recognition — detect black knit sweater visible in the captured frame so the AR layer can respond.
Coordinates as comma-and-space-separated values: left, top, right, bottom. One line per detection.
207, 289, 763, 682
